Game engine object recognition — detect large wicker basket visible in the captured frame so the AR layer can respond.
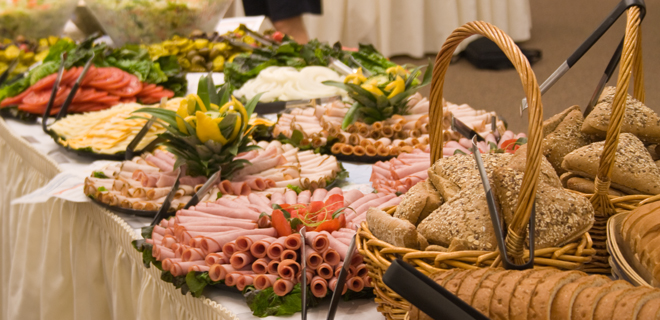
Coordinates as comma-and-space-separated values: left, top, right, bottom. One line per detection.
356, 20, 597, 320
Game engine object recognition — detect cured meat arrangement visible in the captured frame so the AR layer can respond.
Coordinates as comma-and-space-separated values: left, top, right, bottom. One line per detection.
146, 188, 401, 297
370, 131, 526, 194
0, 66, 174, 115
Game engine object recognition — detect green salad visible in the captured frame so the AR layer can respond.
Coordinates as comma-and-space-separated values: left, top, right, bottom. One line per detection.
0, 0, 78, 39
85, 0, 232, 45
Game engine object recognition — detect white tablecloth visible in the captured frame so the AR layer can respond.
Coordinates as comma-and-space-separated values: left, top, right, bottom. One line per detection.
0, 114, 377, 320
229, 0, 532, 57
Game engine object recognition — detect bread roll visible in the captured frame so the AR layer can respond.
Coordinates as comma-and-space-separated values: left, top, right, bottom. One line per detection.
564, 176, 626, 196
542, 107, 593, 175
393, 180, 443, 225
543, 105, 581, 138
366, 207, 419, 248
582, 86, 660, 144
562, 133, 660, 195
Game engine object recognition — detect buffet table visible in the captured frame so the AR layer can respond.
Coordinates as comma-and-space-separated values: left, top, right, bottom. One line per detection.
0, 117, 376, 320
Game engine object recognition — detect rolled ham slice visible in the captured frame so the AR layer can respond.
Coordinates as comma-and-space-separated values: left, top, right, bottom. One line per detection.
205, 253, 227, 266
305, 245, 323, 269
303, 232, 329, 253
343, 189, 364, 206
267, 260, 280, 275
266, 237, 287, 260
284, 234, 302, 250
323, 187, 343, 201
322, 232, 350, 260
145, 154, 173, 172
225, 272, 244, 287
347, 276, 365, 292
284, 189, 297, 204
169, 260, 205, 277
311, 188, 327, 202
277, 260, 300, 281
316, 263, 334, 280
191, 204, 261, 220
254, 274, 279, 290
311, 276, 329, 298
270, 192, 285, 205
297, 190, 311, 204
218, 180, 233, 195
251, 237, 276, 258
208, 264, 251, 282
252, 258, 270, 274
273, 279, 295, 296
322, 248, 341, 267
189, 265, 210, 272
236, 274, 255, 291
232, 181, 250, 196
230, 252, 255, 270
200, 228, 278, 253
222, 241, 239, 257
156, 171, 179, 188
181, 248, 205, 262
281, 249, 297, 261
236, 235, 276, 252
329, 277, 348, 295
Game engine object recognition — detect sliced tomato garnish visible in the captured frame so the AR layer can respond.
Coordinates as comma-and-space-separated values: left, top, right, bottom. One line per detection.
107, 74, 143, 97
87, 67, 126, 90
1, 88, 32, 107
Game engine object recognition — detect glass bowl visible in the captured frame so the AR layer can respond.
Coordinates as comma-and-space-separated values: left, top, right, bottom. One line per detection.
0, 0, 79, 39
85, 0, 233, 46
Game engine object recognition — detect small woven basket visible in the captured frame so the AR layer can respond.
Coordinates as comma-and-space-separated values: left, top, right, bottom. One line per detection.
356, 21, 596, 320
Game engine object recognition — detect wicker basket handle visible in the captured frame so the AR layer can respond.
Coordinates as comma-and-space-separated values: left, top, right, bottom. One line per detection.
428, 21, 544, 263
591, 6, 643, 217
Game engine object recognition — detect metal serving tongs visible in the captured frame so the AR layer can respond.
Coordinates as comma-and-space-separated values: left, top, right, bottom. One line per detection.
299, 227, 309, 320
326, 231, 358, 320
520, 0, 646, 116
254, 95, 343, 114
149, 169, 183, 227
0, 58, 19, 86
124, 97, 169, 160
327, 57, 372, 77
451, 114, 485, 142
470, 136, 535, 270
384, 259, 489, 320
41, 52, 95, 134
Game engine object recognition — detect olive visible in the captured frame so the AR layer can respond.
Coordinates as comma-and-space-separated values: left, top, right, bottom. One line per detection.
191, 55, 206, 67
189, 65, 207, 72
197, 47, 210, 58
189, 30, 204, 38
174, 38, 189, 47
206, 61, 214, 71
209, 47, 221, 60
186, 49, 198, 60
177, 57, 191, 69
212, 56, 225, 71
194, 38, 209, 49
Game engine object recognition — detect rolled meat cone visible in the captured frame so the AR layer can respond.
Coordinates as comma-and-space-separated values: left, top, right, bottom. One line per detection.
372, 121, 383, 131
334, 265, 357, 279
304, 232, 329, 252
205, 252, 228, 266
340, 144, 353, 156
336, 132, 347, 143
222, 241, 239, 257
381, 125, 394, 138
363, 275, 372, 288
170, 260, 205, 276
345, 124, 357, 134
208, 264, 250, 282
359, 139, 373, 148
357, 125, 369, 137
225, 272, 244, 287
376, 145, 390, 157
296, 190, 311, 204
254, 274, 279, 290
348, 134, 361, 146
298, 269, 314, 285
330, 143, 343, 154
365, 144, 378, 157
328, 277, 348, 295
252, 258, 270, 274
347, 276, 365, 292
311, 276, 329, 298
400, 146, 413, 153
281, 249, 297, 261
284, 233, 302, 250
236, 275, 254, 291
355, 264, 368, 278
162, 235, 177, 248
230, 252, 255, 269
317, 263, 334, 280
392, 122, 403, 132
353, 145, 366, 157
267, 237, 287, 260
370, 130, 382, 140
189, 265, 210, 273
389, 146, 401, 156
305, 245, 323, 269
322, 248, 341, 266
351, 254, 364, 267
328, 125, 340, 137
181, 248, 205, 262
395, 130, 408, 140
277, 260, 301, 281
236, 235, 275, 252
267, 260, 280, 275
273, 279, 295, 296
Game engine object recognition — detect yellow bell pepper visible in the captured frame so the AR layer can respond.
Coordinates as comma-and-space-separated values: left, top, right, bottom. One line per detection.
195, 111, 227, 144
344, 67, 367, 85
176, 100, 189, 134
361, 83, 384, 97
385, 76, 405, 99
227, 115, 242, 143
386, 65, 409, 78
232, 96, 248, 131
187, 94, 207, 112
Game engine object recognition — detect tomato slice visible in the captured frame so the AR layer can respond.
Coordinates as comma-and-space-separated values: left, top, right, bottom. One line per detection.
119, 97, 137, 104
271, 209, 293, 237
139, 96, 160, 104
149, 89, 174, 99
68, 102, 110, 113
138, 83, 158, 95
107, 74, 143, 97
23, 87, 70, 106
1, 88, 32, 107
61, 67, 83, 86
80, 66, 98, 86
31, 73, 58, 92
87, 68, 126, 90
94, 94, 121, 104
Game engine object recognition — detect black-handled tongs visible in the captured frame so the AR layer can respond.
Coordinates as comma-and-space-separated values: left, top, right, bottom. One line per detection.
299, 227, 309, 320
124, 97, 169, 161
520, 0, 646, 116
451, 115, 486, 142
41, 52, 95, 134
149, 169, 183, 226
326, 230, 357, 320
0, 58, 19, 86
383, 259, 489, 320
470, 136, 535, 270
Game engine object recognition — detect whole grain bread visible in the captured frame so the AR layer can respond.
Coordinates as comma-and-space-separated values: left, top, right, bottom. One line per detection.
489, 269, 535, 320
527, 270, 586, 320
571, 280, 632, 320
582, 86, 660, 144
444, 269, 474, 295
508, 269, 561, 320
393, 180, 443, 226
561, 133, 660, 195
543, 108, 593, 175
637, 296, 660, 320
366, 207, 419, 248
456, 268, 500, 304
550, 275, 610, 320
612, 287, 660, 320
563, 175, 627, 196
593, 288, 638, 320
543, 105, 581, 138
622, 202, 660, 244
471, 270, 512, 316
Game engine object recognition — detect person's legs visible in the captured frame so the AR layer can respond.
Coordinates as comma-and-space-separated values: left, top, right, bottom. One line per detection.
272, 16, 309, 44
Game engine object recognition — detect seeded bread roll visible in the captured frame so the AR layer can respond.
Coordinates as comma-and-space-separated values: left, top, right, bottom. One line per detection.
593, 288, 638, 320
366, 207, 419, 249
549, 275, 610, 320
456, 268, 501, 304
562, 133, 660, 195
612, 287, 660, 320
472, 270, 512, 316
582, 86, 660, 144
637, 297, 660, 320
543, 108, 593, 175
527, 270, 586, 320
508, 269, 561, 320
417, 183, 497, 250
506, 144, 563, 188
492, 166, 595, 249
393, 180, 443, 226
489, 269, 535, 320
543, 105, 581, 138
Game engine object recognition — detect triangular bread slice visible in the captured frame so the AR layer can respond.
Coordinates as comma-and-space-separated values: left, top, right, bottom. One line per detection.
489, 269, 536, 320
393, 180, 443, 226
562, 133, 660, 195
543, 107, 593, 174
492, 166, 594, 249
550, 275, 610, 320
582, 86, 660, 144
543, 105, 581, 137
612, 287, 660, 320
456, 268, 501, 304
637, 296, 660, 320
471, 270, 512, 316
527, 270, 586, 320
509, 269, 561, 320
593, 288, 639, 320
571, 280, 632, 320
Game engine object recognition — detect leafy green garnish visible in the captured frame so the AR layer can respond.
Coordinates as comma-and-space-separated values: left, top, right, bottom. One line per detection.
92, 171, 109, 179
286, 184, 303, 194
97, 186, 108, 192
246, 283, 320, 317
